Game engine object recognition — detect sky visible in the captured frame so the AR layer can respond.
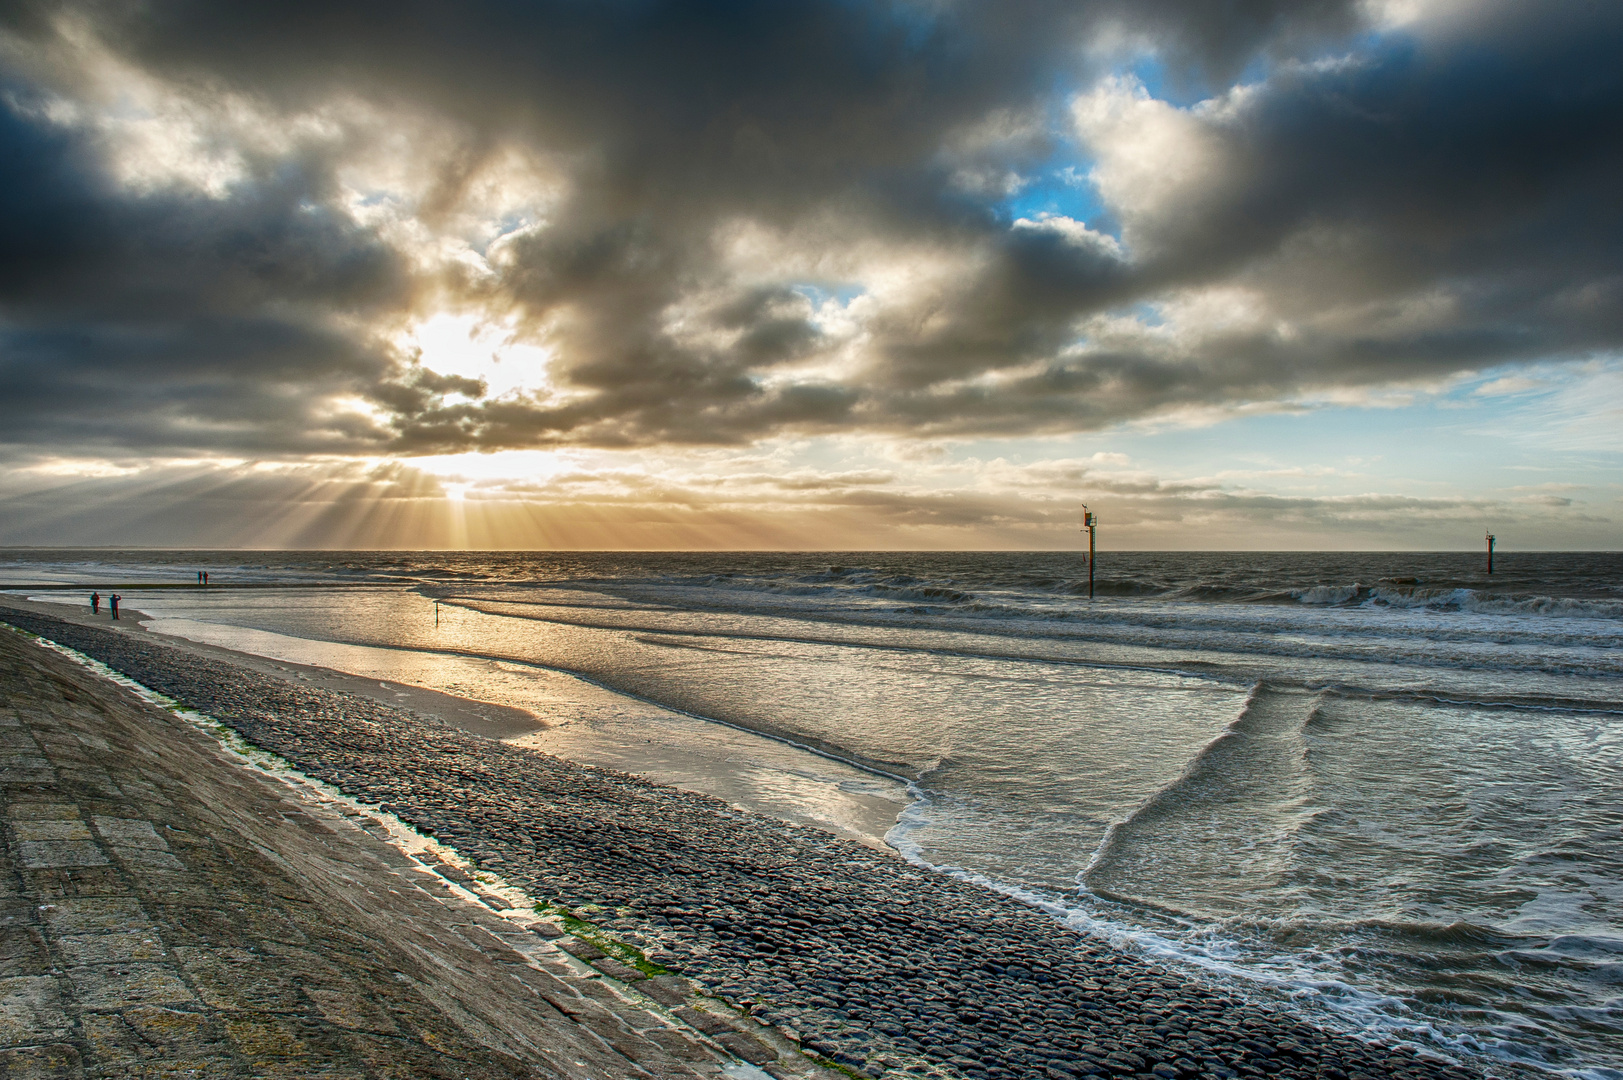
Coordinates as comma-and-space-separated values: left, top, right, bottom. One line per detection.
1, 0, 1619, 550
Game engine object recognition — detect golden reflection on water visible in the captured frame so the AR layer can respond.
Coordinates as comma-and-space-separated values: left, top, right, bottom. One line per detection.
143, 610, 909, 848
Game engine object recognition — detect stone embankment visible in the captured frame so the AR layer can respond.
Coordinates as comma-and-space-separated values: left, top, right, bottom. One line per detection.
0, 617, 828, 1079
1, 605, 1488, 1080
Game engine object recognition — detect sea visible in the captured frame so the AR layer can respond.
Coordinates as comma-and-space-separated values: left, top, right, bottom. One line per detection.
3, 549, 1620, 1078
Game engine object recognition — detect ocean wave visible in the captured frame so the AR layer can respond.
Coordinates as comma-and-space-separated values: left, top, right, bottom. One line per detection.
1283, 583, 1623, 620
1083, 681, 1272, 883
8, 550, 1623, 619
1456, 592, 1623, 619
897, 808, 1619, 1080
859, 582, 972, 603
1082, 682, 1323, 900
448, 586, 1623, 690
611, 566, 1623, 626
1293, 584, 1363, 605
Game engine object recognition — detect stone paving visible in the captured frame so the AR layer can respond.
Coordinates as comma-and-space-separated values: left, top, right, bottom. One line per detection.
0, 622, 827, 1079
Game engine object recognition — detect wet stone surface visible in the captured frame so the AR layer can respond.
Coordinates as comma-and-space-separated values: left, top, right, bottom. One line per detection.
2, 606, 1494, 1080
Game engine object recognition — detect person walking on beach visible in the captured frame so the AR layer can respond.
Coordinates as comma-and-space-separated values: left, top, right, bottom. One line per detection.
91, 591, 100, 615
110, 594, 120, 620
197, 571, 203, 584
203, 571, 209, 585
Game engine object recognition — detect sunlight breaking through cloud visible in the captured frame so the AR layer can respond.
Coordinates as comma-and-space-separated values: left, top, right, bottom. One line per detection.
1, 0, 1619, 547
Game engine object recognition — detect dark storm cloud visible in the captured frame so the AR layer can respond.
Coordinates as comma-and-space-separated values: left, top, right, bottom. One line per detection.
1, 0, 1619, 457
1122, 4, 1623, 361
0, 83, 415, 455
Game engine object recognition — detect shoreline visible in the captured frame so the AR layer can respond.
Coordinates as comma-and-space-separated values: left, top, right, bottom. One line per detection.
0, 599, 1498, 1080
0, 593, 547, 740
0, 612, 816, 1079
4, 592, 910, 850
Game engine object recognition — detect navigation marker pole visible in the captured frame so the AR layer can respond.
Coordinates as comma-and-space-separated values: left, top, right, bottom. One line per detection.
435, 600, 440, 626
1082, 506, 1097, 600
1485, 531, 1495, 575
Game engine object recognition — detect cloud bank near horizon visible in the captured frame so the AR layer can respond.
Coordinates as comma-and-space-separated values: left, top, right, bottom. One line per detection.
2, 450, 1611, 551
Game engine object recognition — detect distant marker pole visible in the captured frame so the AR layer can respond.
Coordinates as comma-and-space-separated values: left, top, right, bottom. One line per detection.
1082, 506, 1097, 600
435, 600, 440, 626
1485, 531, 1495, 575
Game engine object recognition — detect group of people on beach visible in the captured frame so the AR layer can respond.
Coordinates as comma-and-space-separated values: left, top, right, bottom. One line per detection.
89, 570, 211, 621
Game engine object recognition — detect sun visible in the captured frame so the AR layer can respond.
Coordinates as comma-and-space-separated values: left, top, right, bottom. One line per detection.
403, 311, 554, 400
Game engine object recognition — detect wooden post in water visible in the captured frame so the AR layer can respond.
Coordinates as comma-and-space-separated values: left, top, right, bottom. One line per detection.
1485, 531, 1495, 575
1082, 506, 1097, 599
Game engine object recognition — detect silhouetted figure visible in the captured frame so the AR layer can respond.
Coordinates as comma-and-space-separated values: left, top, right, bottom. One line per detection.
91, 591, 100, 615
203, 571, 209, 585
197, 570, 203, 584
110, 594, 120, 620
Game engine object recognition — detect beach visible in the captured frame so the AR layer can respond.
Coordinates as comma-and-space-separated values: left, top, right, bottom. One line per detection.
0, 607, 812, 1079
0, 598, 1494, 1080
7, 0, 1620, 1072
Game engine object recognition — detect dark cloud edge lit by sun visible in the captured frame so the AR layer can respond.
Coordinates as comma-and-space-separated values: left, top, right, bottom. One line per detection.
1, 0, 1619, 549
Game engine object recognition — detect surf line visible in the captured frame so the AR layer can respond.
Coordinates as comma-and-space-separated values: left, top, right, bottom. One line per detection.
534, 673, 919, 788
1077, 679, 1303, 886
429, 593, 1248, 688
1316, 683, 1623, 717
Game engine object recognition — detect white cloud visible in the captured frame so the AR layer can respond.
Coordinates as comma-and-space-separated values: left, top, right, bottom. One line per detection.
1011, 213, 1123, 257
1069, 75, 1239, 252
